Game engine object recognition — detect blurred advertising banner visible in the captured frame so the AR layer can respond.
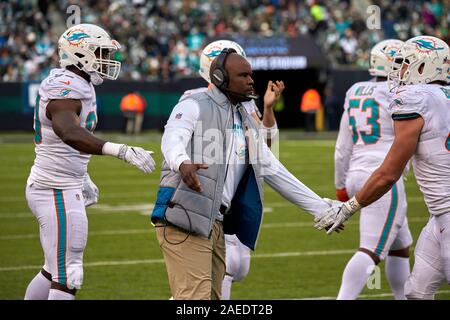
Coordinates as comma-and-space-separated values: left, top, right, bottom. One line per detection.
206, 35, 327, 70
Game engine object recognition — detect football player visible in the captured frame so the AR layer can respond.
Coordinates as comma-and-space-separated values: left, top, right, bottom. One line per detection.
334, 39, 413, 299
24, 24, 156, 300
316, 36, 450, 299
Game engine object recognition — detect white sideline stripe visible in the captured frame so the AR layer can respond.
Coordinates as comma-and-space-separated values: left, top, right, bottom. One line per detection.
0, 217, 429, 240
0, 229, 155, 240
0, 193, 426, 204
0, 196, 427, 219
0, 192, 155, 203
0, 249, 356, 272
299, 290, 450, 300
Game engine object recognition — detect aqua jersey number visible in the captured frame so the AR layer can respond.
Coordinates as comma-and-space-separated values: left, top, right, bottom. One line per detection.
348, 98, 381, 145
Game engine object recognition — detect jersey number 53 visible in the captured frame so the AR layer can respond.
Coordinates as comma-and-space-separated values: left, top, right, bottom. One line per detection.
348, 98, 380, 145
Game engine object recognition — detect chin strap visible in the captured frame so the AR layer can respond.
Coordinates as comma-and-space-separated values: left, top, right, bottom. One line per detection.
88, 72, 103, 85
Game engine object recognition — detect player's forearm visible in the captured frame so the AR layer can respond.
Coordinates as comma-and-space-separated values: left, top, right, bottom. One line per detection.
355, 168, 399, 207
59, 126, 105, 155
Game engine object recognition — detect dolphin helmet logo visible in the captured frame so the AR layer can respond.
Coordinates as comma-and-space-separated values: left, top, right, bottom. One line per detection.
64, 29, 90, 46
413, 38, 444, 53
204, 47, 223, 61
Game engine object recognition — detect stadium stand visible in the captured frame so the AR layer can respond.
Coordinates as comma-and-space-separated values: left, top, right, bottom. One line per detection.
0, 0, 448, 82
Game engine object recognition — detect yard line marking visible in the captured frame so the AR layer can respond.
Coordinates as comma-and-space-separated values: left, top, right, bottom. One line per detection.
0, 196, 428, 218
0, 229, 153, 240
299, 289, 450, 300
0, 192, 155, 203
0, 217, 430, 240
0, 249, 357, 272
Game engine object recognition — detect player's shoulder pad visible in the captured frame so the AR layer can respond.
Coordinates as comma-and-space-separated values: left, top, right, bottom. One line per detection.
40, 68, 93, 101
388, 85, 426, 120
345, 81, 374, 95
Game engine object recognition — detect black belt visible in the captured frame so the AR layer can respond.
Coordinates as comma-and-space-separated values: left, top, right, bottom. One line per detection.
220, 204, 228, 215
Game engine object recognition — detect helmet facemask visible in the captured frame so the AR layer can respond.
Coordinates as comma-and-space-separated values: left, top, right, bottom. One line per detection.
90, 45, 121, 81
388, 36, 449, 92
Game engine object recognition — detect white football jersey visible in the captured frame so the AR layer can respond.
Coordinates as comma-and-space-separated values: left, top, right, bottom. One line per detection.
389, 84, 450, 216
28, 68, 97, 189
335, 80, 394, 188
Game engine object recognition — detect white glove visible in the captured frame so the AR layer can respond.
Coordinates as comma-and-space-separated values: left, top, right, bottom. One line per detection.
313, 198, 344, 234
102, 142, 156, 174
314, 196, 361, 234
117, 145, 156, 174
82, 173, 99, 207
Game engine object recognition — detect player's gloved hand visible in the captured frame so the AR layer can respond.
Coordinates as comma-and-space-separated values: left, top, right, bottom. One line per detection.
336, 188, 349, 202
315, 196, 361, 234
82, 173, 99, 207
102, 142, 156, 174
118, 145, 156, 173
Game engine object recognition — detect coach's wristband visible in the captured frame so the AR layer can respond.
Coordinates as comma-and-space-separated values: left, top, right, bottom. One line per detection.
102, 142, 124, 158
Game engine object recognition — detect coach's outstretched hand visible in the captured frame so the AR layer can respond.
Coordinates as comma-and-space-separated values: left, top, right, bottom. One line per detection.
118, 145, 156, 173
179, 160, 209, 193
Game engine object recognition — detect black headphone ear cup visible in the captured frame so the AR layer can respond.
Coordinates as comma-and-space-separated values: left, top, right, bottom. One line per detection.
212, 68, 225, 87
210, 48, 234, 89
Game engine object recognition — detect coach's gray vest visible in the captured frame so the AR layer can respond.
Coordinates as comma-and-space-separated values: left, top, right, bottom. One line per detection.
151, 86, 264, 250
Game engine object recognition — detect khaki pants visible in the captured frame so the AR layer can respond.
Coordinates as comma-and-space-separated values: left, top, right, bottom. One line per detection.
156, 221, 226, 300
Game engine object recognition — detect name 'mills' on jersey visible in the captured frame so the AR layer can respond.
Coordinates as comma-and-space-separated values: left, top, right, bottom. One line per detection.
389, 84, 450, 216
28, 68, 97, 189
341, 81, 394, 172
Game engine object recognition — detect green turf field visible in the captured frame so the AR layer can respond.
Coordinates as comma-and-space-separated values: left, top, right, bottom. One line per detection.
0, 132, 448, 300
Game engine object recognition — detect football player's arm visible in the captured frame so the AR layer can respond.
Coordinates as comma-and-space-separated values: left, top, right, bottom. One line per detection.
334, 111, 353, 201
355, 117, 424, 206
47, 99, 105, 154
47, 99, 155, 173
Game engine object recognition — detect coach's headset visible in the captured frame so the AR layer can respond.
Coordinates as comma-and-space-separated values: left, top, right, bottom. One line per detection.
210, 48, 259, 100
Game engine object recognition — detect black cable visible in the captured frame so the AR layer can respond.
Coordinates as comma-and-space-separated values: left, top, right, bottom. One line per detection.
154, 201, 192, 245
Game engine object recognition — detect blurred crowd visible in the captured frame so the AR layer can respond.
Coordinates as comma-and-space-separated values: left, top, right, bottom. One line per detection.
0, 0, 449, 82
